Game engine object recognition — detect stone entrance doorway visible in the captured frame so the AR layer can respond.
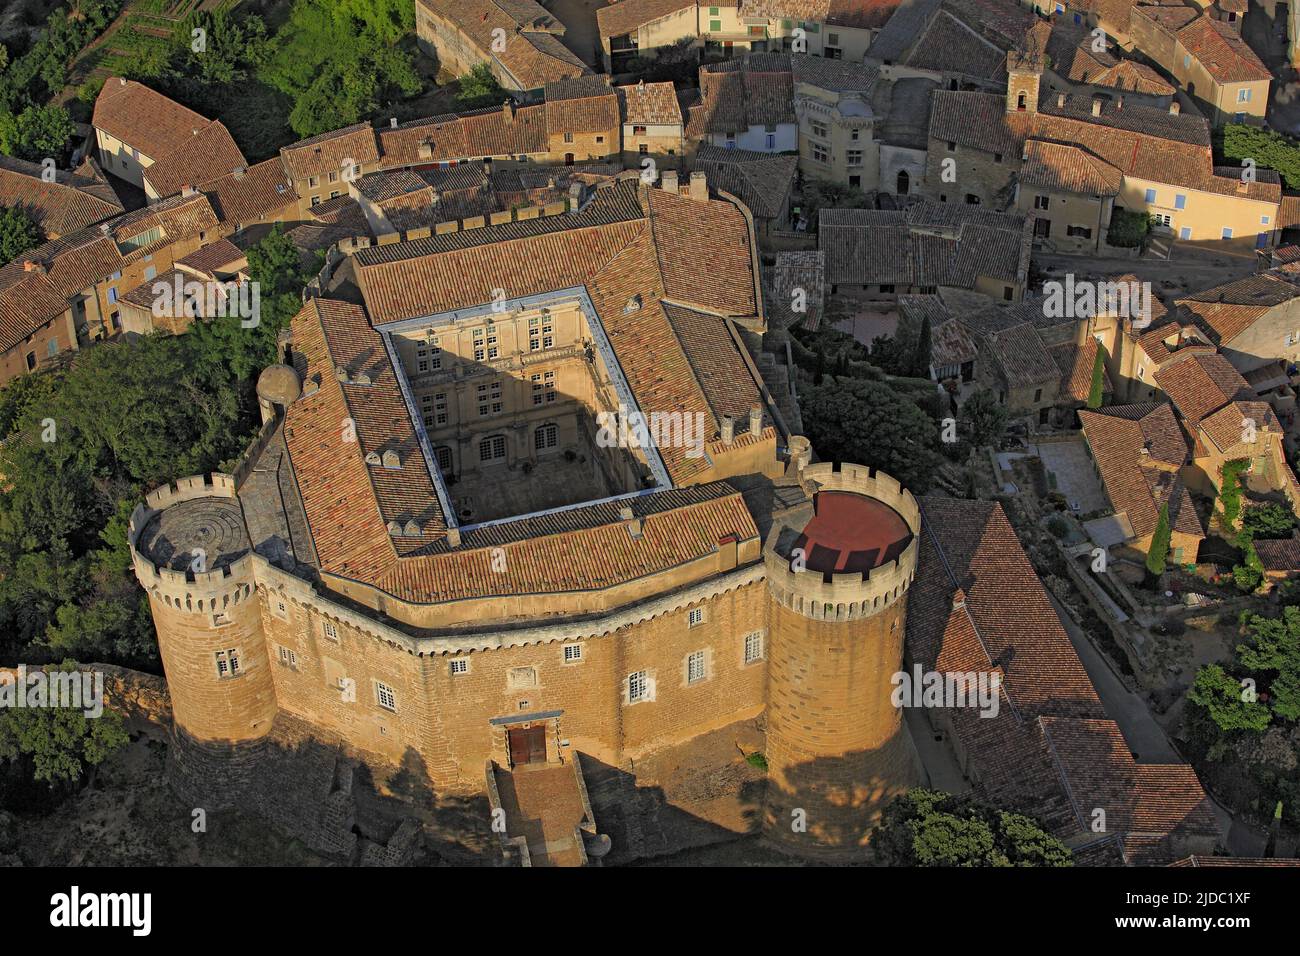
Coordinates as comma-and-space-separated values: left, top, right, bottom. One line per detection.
508, 726, 548, 767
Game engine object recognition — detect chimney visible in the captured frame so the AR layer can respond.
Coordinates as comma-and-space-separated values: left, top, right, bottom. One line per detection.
22, 259, 45, 274
445, 527, 461, 548
503, 99, 515, 123
748, 402, 762, 436
232, 166, 247, 181
661, 169, 678, 193
1091, 97, 1102, 116
390, 117, 398, 128
181, 184, 197, 197
119, 77, 126, 86
619, 506, 634, 521
721, 415, 735, 444
1056, 92, 1066, 108
952, 587, 966, 611
417, 142, 433, 160
1116, 94, 1124, 110
568, 181, 585, 209
1169, 100, 1180, 116
689, 170, 708, 202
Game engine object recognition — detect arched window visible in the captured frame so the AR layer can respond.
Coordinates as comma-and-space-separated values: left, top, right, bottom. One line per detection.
896, 169, 910, 195
1016, 90, 1027, 111
479, 435, 506, 463
535, 423, 558, 451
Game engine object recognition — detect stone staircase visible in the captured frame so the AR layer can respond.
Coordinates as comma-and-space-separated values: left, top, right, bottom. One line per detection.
1145, 235, 1172, 260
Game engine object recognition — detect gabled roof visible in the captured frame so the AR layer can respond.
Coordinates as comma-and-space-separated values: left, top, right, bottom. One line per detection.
92, 78, 247, 200
818, 200, 1029, 289
617, 81, 684, 127
543, 76, 619, 134
1052, 335, 1112, 404
0, 192, 219, 354
280, 122, 381, 181
1078, 402, 1202, 540
418, 0, 588, 90
196, 158, 296, 226
1177, 14, 1271, 84
1020, 139, 1122, 196
596, 0, 696, 38
1153, 351, 1252, 426
691, 144, 796, 220
1175, 273, 1300, 346
0, 155, 123, 239
689, 56, 796, 137
903, 496, 1216, 858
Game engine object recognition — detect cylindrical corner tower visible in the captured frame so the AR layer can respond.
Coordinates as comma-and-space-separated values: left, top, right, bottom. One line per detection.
129, 474, 278, 746
762, 461, 922, 860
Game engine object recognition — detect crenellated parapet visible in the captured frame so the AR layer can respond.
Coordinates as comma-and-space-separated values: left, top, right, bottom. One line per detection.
764, 462, 919, 622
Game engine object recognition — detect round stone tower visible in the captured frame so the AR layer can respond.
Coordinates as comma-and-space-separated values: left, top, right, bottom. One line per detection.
762, 458, 922, 860
129, 474, 277, 758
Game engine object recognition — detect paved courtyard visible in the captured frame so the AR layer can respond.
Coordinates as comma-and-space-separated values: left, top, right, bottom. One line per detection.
1035, 439, 1110, 514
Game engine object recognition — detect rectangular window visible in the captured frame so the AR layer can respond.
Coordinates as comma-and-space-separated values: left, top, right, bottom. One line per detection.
809, 121, 828, 139
215, 649, 240, 678
709, 18, 721, 31
1174, 194, 1186, 210
1065, 225, 1092, 239
846, 150, 863, 167
812, 144, 829, 164
278, 645, 297, 669
1034, 195, 1050, 210
744, 631, 765, 664
1238, 88, 1252, 103
1223, 227, 1234, 239
376, 682, 397, 711
1179, 226, 1192, 240
323, 620, 338, 641
686, 650, 706, 685
628, 670, 649, 703
1144, 188, 1157, 203
563, 644, 582, 663
688, 607, 704, 627
450, 659, 468, 675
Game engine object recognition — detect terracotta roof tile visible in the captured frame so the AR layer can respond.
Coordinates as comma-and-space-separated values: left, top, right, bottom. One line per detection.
281, 123, 380, 181
1153, 351, 1252, 426
0, 155, 123, 238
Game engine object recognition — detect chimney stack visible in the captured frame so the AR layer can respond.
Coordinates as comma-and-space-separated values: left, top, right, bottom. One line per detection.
1116, 94, 1124, 110
568, 181, 585, 210
1091, 97, 1102, 116
232, 166, 247, 181
503, 99, 514, 123
1169, 100, 1180, 115
446, 527, 461, 548
1056, 92, 1066, 108
689, 170, 708, 202
22, 259, 45, 274
720, 415, 735, 444
749, 403, 762, 436
661, 169, 678, 193
390, 117, 398, 128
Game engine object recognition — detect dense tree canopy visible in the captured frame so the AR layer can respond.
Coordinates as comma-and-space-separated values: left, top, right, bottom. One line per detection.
871, 790, 1072, 866
0, 204, 41, 264
800, 375, 944, 493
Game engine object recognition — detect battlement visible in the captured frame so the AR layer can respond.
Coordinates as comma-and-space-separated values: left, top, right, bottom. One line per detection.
129, 473, 255, 615
764, 463, 919, 622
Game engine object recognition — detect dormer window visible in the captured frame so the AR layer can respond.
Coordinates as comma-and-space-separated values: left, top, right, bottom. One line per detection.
117, 226, 163, 253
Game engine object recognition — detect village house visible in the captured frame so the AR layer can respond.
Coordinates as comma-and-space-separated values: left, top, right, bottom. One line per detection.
0, 155, 123, 240
925, 54, 1292, 251
617, 80, 686, 168
818, 201, 1032, 301
1079, 401, 1205, 559
1127, 5, 1271, 125
0, 191, 221, 384
686, 53, 799, 152
690, 146, 798, 238
414, 0, 589, 95
92, 77, 247, 202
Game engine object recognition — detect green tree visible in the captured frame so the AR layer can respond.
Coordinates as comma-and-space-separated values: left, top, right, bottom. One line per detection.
1221, 124, 1300, 190
0, 204, 41, 265
872, 789, 1072, 866
1236, 607, 1300, 721
1147, 502, 1171, 580
912, 315, 932, 379
1086, 341, 1107, 409
0, 104, 75, 162
962, 387, 1008, 448
456, 62, 505, 110
801, 376, 943, 493
0, 665, 129, 785
1187, 664, 1272, 734
1241, 503, 1296, 542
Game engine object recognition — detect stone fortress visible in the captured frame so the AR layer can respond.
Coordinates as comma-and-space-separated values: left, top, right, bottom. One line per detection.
126, 175, 927, 862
